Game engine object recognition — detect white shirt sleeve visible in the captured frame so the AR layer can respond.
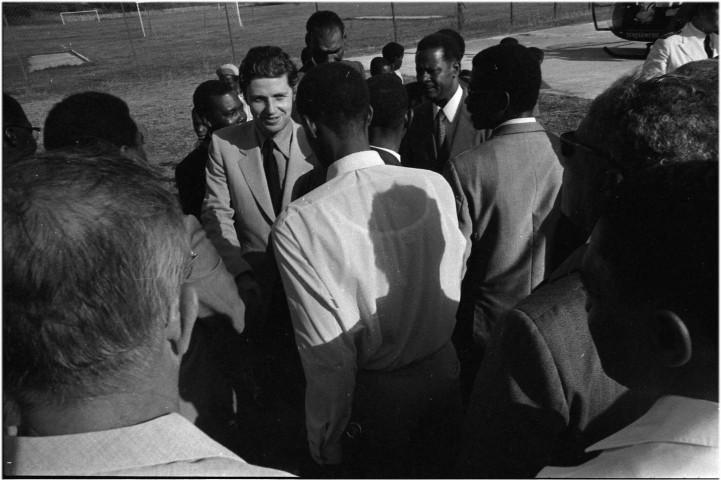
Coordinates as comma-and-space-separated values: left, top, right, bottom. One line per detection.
271, 222, 357, 466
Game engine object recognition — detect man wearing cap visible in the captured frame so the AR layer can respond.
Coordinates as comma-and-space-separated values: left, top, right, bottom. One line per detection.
216, 63, 253, 121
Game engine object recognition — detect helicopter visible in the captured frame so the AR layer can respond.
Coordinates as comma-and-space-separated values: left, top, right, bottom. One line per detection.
592, 3, 692, 58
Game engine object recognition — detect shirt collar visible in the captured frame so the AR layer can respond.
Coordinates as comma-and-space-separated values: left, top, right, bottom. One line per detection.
685, 21, 707, 39
326, 150, 384, 181
433, 83, 463, 123
496, 117, 536, 129
4, 413, 243, 475
586, 395, 719, 453
370, 145, 401, 162
255, 121, 293, 158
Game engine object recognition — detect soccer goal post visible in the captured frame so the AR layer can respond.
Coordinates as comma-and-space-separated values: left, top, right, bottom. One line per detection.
60, 9, 100, 25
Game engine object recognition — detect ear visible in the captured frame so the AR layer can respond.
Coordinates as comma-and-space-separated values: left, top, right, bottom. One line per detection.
119, 145, 133, 160
304, 32, 311, 48
366, 104, 374, 128
301, 114, 319, 140
403, 109, 411, 131
602, 168, 624, 193
451, 60, 461, 78
166, 284, 198, 357
651, 309, 692, 368
4, 127, 18, 147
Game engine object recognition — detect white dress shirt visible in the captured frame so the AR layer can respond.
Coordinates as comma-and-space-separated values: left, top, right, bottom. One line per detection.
272, 150, 467, 465
3, 413, 293, 476
537, 395, 719, 478
433, 83, 463, 124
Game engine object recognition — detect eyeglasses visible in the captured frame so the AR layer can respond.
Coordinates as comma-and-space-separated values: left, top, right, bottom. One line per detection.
6, 124, 41, 140
184, 251, 198, 281
559, 131, 613, 167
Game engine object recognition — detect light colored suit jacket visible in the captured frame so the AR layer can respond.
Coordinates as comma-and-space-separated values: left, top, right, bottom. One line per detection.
202, 120, 322, 314
400, 84, 489, 174
444, 121, 563, 348
642, 22, 718, 77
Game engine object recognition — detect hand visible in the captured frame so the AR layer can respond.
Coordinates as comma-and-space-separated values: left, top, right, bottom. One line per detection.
236, 272, 261, 331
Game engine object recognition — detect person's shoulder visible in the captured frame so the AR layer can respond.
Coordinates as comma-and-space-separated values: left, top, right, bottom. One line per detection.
119, 457, 295, 477
213, 121, 254, 143
176, 146, 207, 172
512, 272, 585, 327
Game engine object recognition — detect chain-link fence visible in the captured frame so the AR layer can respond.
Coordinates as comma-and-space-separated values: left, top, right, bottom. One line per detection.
3, 2, 595, 95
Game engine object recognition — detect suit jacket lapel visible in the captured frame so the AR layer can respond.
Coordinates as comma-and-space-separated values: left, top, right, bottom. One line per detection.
281, 126, 312, 207
237, 143, 276, 221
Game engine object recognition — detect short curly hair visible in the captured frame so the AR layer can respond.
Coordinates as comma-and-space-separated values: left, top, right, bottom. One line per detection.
417, 33, 462, 63
296, 62, 369, 138
239, 46, 298, 94
578, 61, 718, 175
471, 44, 541, 113
44, 92, 139, 150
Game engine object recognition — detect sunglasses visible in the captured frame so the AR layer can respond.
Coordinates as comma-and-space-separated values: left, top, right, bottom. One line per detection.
559, 131, 612, 167
6, 125, 41, 138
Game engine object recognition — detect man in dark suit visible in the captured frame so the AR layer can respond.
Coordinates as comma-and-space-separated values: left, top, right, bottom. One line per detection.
298, 10, 365, 78
367, 73, 407, 165
457, 60, 718, 478
400, 33, 487, 174
444, 44, 563, 394
176, 80, 246, 220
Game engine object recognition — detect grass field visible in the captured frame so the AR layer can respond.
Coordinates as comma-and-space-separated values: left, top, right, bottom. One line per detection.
5, 2, 595, 175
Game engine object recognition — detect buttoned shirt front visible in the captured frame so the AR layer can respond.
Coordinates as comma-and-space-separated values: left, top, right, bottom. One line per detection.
3, 413, 292, 477
537, 395, 719, 478
272, 150, 466, 465
432, 83, 463, 125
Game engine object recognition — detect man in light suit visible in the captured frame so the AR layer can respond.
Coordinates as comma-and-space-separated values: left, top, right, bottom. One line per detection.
443, 44, 563, 400
400, 33, 488, 174
641, 2, 718, 77
457, 61, 718, 478
202, 46, 322, 419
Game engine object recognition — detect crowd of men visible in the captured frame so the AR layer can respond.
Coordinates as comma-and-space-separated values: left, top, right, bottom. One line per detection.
3, 6, 718, 478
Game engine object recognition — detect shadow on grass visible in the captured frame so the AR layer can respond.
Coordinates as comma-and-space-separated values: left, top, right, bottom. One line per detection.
544, 41, 647, 62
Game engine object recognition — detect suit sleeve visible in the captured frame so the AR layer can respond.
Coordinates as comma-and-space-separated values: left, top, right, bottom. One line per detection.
456, 306, 570, 478
641, 37, 670, 77
184, 215, 246, 333
201, 134, 251, 278
442, 160, 473, 272
271, 220, 357, 466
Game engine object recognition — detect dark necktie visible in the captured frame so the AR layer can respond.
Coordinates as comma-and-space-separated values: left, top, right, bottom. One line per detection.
435, 109, 449, 166
263, 138, 282, 215
704, 34, 715, 59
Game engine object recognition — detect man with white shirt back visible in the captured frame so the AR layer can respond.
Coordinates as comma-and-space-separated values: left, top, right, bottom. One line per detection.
273, 62, 466, 478
443, 43, 563, 398
641, 3, 718, 77
400, 33, 488, 174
